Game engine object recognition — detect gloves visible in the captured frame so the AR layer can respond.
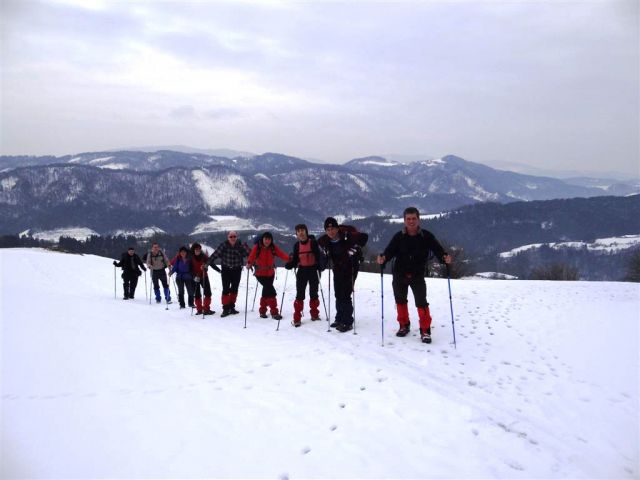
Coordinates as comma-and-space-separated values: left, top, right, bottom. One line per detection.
348, 246, 359, 257
113, 261, 118, 266
285, 261, 294, 270
194, 276, 201, 283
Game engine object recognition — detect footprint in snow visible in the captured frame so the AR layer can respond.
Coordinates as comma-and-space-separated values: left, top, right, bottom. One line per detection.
301, 446, 312, 455
330, 425, 338, 431
339, 402, 346, 409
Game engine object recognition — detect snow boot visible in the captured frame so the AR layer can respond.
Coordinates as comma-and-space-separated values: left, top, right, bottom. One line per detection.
309, 298, 320, 320
420, 327, 432, 344
203, 297, 215, 315
268, 297, 282, 320
229, 292, 238, 312
259, 297, 268, 318
396, 304, 410, 337
293, 299, 304, 323
417, 305, 433, 332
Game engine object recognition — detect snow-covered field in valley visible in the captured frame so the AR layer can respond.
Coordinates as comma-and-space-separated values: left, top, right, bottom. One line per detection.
2, 249, 639, 479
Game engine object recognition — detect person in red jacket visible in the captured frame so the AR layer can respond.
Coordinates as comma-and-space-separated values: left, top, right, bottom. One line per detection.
246, 232, 290, 320
190, 242, 215, 315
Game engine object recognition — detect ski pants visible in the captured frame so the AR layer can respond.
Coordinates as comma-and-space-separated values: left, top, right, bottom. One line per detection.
295, 267, 319, 301
333, 269, 358, 326
151, 269, 169, 290
176, 276, 195, 307
122, 272, 139, 298
392, 272, 428, 308
194, 276, 212, 299
221, 267, 242, 296
256, 274, 277, 298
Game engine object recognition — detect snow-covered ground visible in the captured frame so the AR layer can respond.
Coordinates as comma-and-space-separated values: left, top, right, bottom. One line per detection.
2, 249, 638, 479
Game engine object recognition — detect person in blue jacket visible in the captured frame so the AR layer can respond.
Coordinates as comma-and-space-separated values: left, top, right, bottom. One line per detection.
169, 246, 195, 309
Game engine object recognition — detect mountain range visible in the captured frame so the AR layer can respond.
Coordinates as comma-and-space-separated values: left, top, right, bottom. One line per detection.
0, 150, 638, 236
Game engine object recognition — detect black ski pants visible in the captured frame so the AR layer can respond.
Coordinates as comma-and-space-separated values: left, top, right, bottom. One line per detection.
176, 277, 195, 307
194, 276, 212, 299
221, 267, 242, 295
392, 272, 428, 308
256, 275, 276, 298
122, 271, 139, 298
332, 269, 358, 326
295, 267, 319, 301
151, 269, 169, 289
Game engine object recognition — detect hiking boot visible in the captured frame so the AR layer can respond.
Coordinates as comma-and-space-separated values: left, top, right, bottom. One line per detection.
271, 313, 283, 320
396, 323, 410, 337
196, 309, 204, 315
203, 309, 215, 315
220, 310, 231, 318
310, 316, 321, 321
260, 313, 268, 319
179, 304, 186, 309
330, 321, 339, 328
335, 323, 353, 333
420, 327, 432, 344
229, 308, 240, 315
156, 299, 162, 304
292, 320, 301, 327
123, 296, 129, 300
166, 299, 172, 305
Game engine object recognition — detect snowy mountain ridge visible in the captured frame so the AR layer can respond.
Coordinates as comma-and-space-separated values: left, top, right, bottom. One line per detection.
2, 151, 637, 237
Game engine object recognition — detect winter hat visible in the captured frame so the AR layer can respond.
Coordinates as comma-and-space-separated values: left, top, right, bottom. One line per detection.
324, 217, 339, 230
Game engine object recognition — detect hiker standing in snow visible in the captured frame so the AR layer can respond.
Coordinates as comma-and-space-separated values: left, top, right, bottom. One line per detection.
285, 224, 327, 327
169, 246, 195, 309
143, 242, 172, 304
317, 217, 368, 333
191, 242, 215, 315
113, 246, 146, 300
246, 232, 290, 320
209, 231, 250, 317
377, 206, 452, 344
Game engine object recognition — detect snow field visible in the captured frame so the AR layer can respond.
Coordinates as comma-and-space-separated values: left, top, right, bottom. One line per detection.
1, 249, 638, 479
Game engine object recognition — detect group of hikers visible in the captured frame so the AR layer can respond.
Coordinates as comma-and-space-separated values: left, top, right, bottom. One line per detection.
113, 207, 451, 343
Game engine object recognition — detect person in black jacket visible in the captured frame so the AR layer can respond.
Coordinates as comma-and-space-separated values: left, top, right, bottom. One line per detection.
285, 224, 327, 327
317, 217, 368, 333
377, 207, 451, 343
113, 247, 147, 300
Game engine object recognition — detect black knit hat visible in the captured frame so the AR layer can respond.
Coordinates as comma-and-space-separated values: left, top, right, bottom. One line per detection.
324, 217, 339, 230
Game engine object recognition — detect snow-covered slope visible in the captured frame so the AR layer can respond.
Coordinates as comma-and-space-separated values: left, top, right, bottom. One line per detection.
2, 249, 638, 478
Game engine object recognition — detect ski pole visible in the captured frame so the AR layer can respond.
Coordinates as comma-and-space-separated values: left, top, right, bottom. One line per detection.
328, 268, 332, 330
446, 264, 457, 349
352, 269, 357, 336
244, 267, 250, 329
149, 272, 153, 305
113, 265, 117, 299
144, 270, 148, 301
380, 264, 385, 347
317, 270, 329, 326
277, 268, 289, 331
251, 270, 258, 312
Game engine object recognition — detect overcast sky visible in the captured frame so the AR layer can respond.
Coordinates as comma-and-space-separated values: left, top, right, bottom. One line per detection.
1, 0, 638, 176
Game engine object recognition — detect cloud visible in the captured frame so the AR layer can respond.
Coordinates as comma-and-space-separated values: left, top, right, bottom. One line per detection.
1, 0, 637, 176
